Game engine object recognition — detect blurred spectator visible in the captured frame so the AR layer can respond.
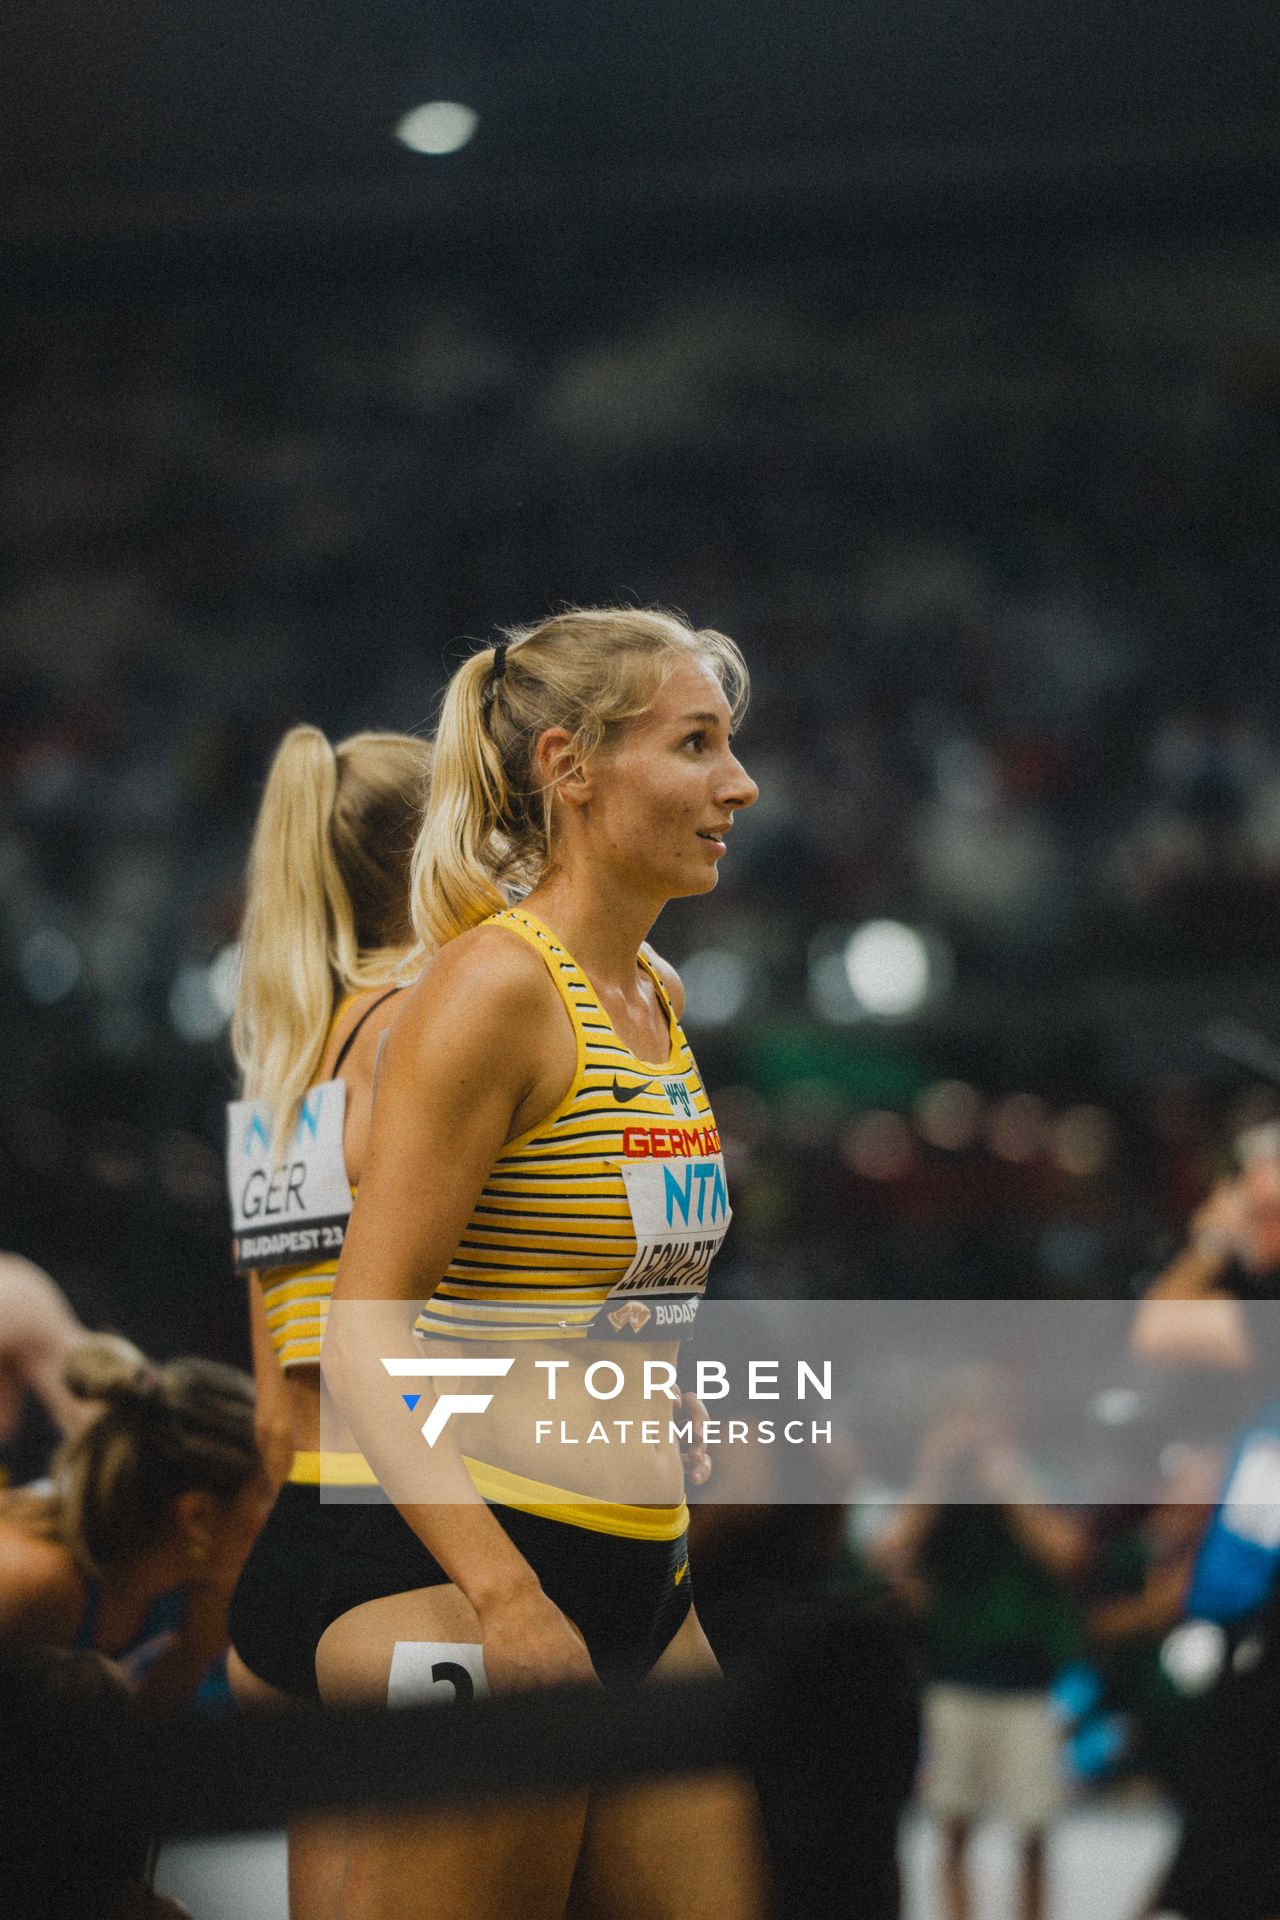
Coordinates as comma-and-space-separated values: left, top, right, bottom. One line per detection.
1132, 1121, 1280, 1372
1129, 1129, 1280, 1919
1072, 1460, 1215, 1795
871, 1398, 1087, 1920
0, 1334, 267, 1706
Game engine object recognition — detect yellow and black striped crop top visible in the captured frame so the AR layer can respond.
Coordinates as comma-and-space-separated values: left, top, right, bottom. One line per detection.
413, 908, 731, 1343
261, 1260, 342, 1370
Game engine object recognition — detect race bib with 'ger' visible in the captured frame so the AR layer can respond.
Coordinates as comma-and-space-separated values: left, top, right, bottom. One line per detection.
226, 1082, 352, 1274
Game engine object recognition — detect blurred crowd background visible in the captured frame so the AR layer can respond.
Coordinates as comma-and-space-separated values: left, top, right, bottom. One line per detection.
4, 3, 1280, 1910
6, 233, 1280, 1354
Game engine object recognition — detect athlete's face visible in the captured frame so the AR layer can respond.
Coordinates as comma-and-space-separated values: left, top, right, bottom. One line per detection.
584, 655, 758, 900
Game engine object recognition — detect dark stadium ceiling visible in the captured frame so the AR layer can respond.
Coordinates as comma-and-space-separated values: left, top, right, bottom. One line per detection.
2, 0, 1278, 247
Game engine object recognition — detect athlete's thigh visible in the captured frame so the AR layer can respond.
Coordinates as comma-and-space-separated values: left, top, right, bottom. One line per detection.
317, 1588, 589, 1920
316, 1585, 484, 1703
568, 1607, 767, 1920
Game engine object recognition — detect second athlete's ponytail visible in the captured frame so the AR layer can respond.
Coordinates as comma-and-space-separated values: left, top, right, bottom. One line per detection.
232, 727, 349, 1143
232, 725, 431, 1147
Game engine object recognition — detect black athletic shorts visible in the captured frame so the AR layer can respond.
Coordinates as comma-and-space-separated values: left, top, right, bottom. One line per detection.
229, 1480, 370, 1700
328, 1499, 693, 1687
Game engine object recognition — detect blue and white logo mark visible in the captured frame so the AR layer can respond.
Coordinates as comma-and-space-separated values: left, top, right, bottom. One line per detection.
382, 1357, 516, 1446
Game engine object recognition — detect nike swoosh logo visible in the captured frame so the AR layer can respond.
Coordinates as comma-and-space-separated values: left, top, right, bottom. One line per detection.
612, 1076, 656, 1103
674, 1559, 689, 1586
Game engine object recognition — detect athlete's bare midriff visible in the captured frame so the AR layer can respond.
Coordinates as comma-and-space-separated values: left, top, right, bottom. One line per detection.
416, 1332, 688, 1506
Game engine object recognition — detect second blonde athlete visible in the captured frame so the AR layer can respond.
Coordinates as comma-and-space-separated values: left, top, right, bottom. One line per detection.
224, 725, 431, 1920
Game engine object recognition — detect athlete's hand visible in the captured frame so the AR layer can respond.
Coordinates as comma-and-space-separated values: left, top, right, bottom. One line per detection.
477, 1584, 599, 1693
677, 1388, 713, 1487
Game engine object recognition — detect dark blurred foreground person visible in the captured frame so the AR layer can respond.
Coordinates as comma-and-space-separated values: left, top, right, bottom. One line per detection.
1142, 1580, 1280, 1920
0, 1335, 266, 1703
0, 1642, 192, 1920
692, 1499, 921, 1920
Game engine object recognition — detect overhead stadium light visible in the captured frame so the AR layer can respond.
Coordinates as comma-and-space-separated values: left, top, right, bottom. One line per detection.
395, 101, 479, 156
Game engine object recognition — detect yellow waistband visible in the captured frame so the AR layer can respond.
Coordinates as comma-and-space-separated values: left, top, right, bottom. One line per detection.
285, 1451, 688, 1538
461, 1455, 688, 1541
287, 1450, 380, 1487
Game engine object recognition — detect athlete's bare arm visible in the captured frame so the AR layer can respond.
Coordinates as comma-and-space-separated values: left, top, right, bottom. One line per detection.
246, 1277, 293, 1488
1131, 1179, 1254, 1371
325, 926, 595, 1691
0, 1255, 90, 1439
0, 1525, 82, 1643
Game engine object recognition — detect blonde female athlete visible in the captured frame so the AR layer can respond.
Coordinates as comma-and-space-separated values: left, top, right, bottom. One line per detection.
319, 608, 765, 1920
224, 725, 431, 1920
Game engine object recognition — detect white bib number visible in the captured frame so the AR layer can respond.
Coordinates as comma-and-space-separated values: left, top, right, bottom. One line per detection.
226, 1081, 352, 1274
388, 1641, 488, 1706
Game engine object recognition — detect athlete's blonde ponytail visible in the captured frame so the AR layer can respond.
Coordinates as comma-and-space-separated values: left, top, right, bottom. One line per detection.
412, 608, 749, 950
410, 650, 513, 948
233, 726, 432, 1145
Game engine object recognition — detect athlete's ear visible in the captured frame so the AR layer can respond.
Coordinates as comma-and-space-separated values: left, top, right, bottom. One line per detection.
172, 1489, 219, 1558
533, 727, 593, 809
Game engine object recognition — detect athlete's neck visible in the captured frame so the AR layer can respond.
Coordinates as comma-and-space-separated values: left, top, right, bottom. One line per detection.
521, 876, 660, 998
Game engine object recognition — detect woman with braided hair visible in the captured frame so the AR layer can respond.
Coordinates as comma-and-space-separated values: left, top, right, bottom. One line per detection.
0, 1333, 265, 1706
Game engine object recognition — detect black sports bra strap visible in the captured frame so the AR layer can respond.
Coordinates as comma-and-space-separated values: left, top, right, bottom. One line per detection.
330, 987, 402, 1078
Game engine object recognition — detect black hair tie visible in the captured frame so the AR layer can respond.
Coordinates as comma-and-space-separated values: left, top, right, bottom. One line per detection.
482, 642, 508, 721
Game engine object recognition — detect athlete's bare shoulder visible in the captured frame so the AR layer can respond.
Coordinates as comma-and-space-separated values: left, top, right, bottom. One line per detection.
392, 921, 562, 1051
0, 1519, 79, 1638
0, 1255, 82, 1352
641, 943, 685, 1019
371, 922, 571, 1136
